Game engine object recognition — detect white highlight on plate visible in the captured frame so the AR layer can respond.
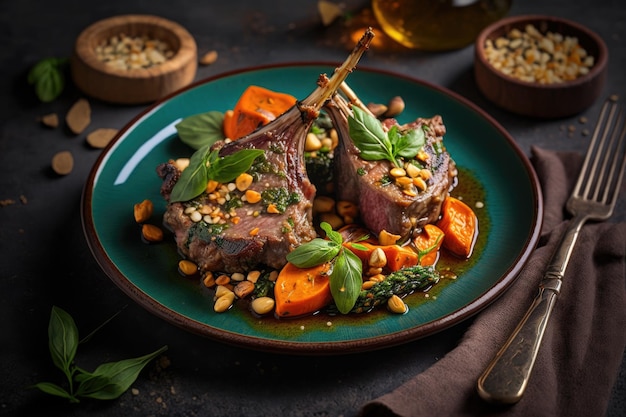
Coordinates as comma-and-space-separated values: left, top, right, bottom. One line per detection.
113, 118, 182, 185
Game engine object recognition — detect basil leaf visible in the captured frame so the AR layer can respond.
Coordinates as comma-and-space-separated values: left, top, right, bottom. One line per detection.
74, 373, 111, 397
32, 382, 76, 402
348, 106, 395, 163
169, 144, 212, 202
208, 149, 264, 183
175, 111, 225, 150
27, 58, 67, 102
286, 238, 340, 268
76, 345, 168, 400
392, 126, 425, 159
48, 306, 78, 380
320, 222, 342, 245
330, 249, 363, 314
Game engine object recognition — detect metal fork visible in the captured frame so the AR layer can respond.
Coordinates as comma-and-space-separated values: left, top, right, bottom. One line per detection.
476, 98, 626, 404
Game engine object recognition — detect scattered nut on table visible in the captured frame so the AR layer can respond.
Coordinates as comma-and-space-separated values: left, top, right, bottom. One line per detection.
200, 50, 218, 65
86, 128, 118, 149
51, 150, 74, 175
66, 98, 91, 134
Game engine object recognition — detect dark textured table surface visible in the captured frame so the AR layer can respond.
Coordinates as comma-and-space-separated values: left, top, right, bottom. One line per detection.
1, 1, 624, 416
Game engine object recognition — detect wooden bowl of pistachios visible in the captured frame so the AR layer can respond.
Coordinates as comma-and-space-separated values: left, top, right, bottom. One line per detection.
71, 14, 197, 105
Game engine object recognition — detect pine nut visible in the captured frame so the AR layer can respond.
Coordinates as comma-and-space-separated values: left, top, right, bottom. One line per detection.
390, 167, 406, 178
178, 260, 198, 276
387, 294, 407, 314
251, 297, 275, 315
305, 132, 322, 151
313, 196, 336, 214
203, 272, 215, 288
215, 284, 234, 298
247, 270, 262, 283
215, 275, 231, 286
214, 291, 235, 313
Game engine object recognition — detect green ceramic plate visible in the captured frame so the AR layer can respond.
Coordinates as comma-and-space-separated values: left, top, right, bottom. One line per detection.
82, 64, 543, 354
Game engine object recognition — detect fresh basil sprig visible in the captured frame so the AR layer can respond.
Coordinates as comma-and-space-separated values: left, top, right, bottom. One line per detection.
286, 222, 363, 314
27, 57, 68, 102
169, 145, 264, 202
348, 105, 425, 168
175, 111, 225, 150
31, 306, 167, 403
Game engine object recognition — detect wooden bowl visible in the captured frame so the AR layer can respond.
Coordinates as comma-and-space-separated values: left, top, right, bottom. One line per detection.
71, 15, 197, 105
474, 15, 608, 118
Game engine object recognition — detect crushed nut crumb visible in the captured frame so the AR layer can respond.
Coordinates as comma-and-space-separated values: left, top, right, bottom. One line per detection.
484, 24, 595, 84
95, 33, 174, 70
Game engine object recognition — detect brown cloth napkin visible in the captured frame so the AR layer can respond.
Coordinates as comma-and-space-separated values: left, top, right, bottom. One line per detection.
360, 146, 626, 417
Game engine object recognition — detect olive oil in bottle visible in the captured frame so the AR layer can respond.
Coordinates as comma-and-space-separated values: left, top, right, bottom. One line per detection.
371, 0, 512, 51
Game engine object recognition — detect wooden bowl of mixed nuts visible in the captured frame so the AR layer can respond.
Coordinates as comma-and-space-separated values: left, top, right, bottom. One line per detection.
474, 15, 608, 118
71, 14, 197, 104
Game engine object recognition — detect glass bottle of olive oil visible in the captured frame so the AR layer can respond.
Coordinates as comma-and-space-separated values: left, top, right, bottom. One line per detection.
371, 0, 512, 51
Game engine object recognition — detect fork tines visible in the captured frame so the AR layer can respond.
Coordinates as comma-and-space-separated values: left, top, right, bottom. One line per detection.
573, 99, 626, 211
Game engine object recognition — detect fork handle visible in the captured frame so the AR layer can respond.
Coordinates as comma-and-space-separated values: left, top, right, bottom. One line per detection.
476, 213, 587, 404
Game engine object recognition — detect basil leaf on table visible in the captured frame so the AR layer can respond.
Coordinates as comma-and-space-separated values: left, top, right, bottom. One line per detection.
31, 382, 75, 402
175, 111, 225, 150
32, 306, 168, 403
48, 305, 79, 381
27, 58, 68, 102
74, 345, 168, 400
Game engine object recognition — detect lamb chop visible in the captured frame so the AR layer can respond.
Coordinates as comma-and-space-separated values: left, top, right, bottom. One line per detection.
157, 29, 374, 273
324, 87, 456, 240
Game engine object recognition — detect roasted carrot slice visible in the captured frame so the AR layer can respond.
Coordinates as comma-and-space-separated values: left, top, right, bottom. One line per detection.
436, 196, 478, 258
223, 85, 297, 140
274, 262, 333, 318
413, 223, 445, 266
